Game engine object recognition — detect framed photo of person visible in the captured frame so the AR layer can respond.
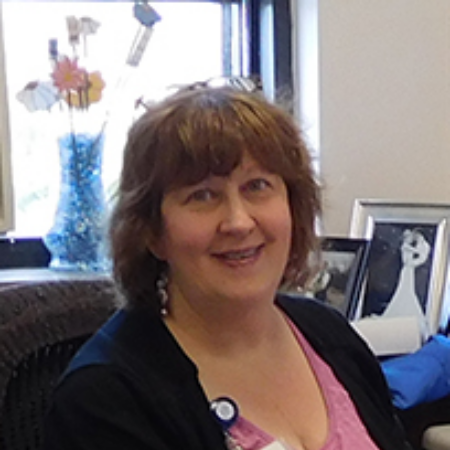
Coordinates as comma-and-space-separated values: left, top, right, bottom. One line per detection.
301, 237, 371, 319
350, 200, 450, 337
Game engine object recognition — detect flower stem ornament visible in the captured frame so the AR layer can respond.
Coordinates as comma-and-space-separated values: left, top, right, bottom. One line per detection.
15, 81, 59, 112
69, 71, 105, 107
16, 1, 161, 122
16, 16, 104, 117
51, 56, 85, 91
127, 2, 161, 67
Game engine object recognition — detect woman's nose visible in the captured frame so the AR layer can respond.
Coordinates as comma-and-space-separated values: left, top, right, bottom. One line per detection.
218, 196, 256, 235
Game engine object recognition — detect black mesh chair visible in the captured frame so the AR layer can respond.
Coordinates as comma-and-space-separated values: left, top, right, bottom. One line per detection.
0, 278, 119, 450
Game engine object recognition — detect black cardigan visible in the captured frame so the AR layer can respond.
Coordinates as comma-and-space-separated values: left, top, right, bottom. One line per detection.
42, 294, 412, 450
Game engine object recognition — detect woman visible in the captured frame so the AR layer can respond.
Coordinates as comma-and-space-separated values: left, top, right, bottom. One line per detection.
43, 82, 412, 450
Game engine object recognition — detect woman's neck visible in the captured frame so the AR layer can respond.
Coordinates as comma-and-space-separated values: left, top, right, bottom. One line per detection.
164, 292, 286, 358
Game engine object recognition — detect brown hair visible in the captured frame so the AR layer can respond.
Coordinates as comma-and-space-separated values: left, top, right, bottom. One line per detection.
110, 87, 321, 309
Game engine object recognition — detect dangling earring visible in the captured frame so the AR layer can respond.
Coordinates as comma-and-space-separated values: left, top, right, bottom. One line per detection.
156, 273, 169, 316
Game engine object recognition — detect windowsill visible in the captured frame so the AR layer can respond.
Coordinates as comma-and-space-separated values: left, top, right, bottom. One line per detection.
0, 268, 111, 285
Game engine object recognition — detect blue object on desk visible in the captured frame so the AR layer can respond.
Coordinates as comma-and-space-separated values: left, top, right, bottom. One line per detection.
381, 334, 450, 409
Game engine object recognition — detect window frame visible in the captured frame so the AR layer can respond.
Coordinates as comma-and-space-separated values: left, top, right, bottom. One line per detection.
245, 0, 292, 101
0, 5, 14, 234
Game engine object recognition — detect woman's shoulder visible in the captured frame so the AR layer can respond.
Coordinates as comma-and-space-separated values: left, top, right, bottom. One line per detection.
65, 304, 197, 380
276, 292, 350, 327
276, 292, 372, 355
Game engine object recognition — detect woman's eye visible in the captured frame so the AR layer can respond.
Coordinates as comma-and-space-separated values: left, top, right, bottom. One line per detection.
187, 188, 215, 203
245, 178, 271, 193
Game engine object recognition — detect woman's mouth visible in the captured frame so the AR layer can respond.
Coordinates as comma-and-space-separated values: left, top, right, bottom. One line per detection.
214, 245, 263, 263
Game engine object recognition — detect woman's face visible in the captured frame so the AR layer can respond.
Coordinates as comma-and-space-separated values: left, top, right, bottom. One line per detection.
154, 152, 292, 313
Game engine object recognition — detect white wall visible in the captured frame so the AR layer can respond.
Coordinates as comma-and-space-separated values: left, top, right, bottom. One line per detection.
296, 0, 450, 235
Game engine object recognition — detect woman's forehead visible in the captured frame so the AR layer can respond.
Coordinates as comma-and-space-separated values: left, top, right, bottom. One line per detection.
168, 150, 273, 189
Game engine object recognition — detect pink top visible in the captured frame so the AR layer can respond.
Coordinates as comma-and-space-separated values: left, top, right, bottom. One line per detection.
227, 320, 380, 450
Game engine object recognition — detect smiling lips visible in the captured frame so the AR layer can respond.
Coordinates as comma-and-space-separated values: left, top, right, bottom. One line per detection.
214, 245, 263, 263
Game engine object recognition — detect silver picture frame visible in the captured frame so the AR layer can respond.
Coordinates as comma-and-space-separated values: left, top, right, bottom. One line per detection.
350, 199, 450, 338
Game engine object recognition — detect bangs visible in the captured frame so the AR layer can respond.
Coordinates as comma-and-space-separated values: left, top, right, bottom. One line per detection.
164, 122, 245, 188
153, 90, 299, 190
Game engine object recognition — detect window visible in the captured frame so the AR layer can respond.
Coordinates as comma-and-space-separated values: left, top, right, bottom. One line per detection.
0, 0, 291, 238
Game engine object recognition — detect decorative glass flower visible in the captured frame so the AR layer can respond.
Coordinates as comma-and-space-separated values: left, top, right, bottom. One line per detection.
16, 81, 59, 112
16, 3, 161, 120
52, 57, 86, 92
64, 71, 105, 109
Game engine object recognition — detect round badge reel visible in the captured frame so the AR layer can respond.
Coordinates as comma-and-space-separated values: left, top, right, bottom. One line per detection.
210, 397, 239, 431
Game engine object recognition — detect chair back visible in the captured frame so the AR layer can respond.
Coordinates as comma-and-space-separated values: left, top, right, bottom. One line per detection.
0, 278, 119, 450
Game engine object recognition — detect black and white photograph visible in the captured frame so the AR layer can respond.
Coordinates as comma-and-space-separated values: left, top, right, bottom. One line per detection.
361, 223, 435, 335
303, 237, 370, 319
350, 200, 450, 337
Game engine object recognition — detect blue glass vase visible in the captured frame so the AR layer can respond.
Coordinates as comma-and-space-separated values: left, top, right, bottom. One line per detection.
44, 132, 110, 272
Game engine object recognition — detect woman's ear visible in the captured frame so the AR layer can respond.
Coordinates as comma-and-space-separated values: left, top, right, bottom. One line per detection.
146, 232, 167, 261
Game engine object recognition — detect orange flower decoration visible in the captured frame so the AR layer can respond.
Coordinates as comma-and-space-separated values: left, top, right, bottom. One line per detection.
51, 57, 86, 91
66, 71, 105, 109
